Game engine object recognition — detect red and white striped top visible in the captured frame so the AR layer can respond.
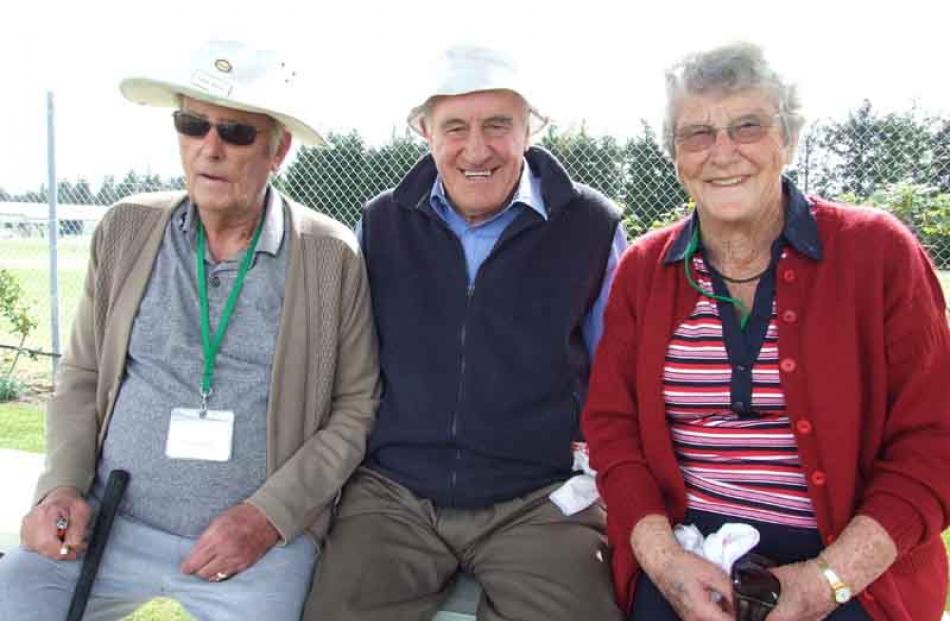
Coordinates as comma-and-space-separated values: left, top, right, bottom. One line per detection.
663, 256, 817, 528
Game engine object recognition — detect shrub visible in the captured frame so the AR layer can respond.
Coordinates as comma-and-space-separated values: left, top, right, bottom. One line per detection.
0, 269, 38, 400
840, 182, 950, 268
0, 375, 25, 401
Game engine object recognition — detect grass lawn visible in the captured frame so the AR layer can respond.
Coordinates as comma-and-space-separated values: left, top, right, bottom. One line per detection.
0, 402, 45, 452
1, 236, 89, 388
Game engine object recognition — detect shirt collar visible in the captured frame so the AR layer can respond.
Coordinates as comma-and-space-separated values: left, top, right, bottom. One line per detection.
179, 186, 285, 258
664, 176, 822, 264
429, 157, 548, 224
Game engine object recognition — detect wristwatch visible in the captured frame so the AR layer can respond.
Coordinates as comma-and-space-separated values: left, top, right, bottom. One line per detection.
815, 556, 852, 604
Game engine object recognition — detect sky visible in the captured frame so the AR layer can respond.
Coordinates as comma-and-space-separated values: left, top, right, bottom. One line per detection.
2, 0, 949, 194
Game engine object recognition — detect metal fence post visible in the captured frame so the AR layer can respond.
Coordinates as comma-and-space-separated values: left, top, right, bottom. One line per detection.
47, 91, 61, 377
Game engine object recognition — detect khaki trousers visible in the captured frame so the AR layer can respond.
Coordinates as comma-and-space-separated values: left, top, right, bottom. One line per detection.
305, 467, 622, 621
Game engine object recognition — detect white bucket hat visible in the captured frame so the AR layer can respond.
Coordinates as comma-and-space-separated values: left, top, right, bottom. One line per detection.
120, 40, 326, 146
407, 45, 548, 137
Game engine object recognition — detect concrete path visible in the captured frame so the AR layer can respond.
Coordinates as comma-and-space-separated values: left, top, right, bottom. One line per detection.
0, 447, 44, 552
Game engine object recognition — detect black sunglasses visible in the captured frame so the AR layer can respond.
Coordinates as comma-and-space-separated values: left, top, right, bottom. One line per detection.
731, 552, 781, 621
172, 110, 261, 146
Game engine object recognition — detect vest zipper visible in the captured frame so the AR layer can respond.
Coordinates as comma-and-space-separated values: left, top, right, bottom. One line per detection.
440, 209, 541, 504
449, 283, 474, 502
447, 227, 476, 503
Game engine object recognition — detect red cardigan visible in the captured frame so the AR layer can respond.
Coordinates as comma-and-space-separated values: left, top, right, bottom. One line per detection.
582, 197, 950, 620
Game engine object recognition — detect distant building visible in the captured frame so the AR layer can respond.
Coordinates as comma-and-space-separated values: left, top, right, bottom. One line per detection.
0, 202, 110, 238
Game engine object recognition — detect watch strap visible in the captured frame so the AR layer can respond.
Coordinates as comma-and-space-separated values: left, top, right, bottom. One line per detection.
815, 556, 852, 604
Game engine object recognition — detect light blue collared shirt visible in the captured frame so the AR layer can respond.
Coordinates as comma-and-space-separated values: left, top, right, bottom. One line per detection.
428, 158, 627, 356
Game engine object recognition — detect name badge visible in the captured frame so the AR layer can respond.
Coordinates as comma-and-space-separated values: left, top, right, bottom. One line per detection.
166, 408, 234, 462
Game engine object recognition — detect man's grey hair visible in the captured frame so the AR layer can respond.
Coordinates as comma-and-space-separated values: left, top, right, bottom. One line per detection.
662, 42, 805, 160
265, 120, 287, 156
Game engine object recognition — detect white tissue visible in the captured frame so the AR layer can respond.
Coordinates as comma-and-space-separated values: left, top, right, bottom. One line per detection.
673, 522, 761, 573
549, 443, 600, 515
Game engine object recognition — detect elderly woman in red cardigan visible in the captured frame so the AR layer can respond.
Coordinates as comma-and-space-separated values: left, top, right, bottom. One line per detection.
583, 41, 950, 621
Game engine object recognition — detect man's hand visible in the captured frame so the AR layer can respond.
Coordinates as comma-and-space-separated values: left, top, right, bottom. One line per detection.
21, 486, 90, 560
181, 502, 280, 581
766, 560, 836, 621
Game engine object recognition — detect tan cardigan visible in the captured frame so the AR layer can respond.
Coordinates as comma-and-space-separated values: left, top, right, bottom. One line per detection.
36, 190, 380, 544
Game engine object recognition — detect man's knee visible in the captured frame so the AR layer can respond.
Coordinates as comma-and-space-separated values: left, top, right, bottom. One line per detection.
0, 547, 77, 619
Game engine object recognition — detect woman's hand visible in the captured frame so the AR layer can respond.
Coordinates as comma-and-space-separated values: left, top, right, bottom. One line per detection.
765, 560, 835, 621
652, 548, 734, 621
767, 515, 897, 621
631, 514, 733, 621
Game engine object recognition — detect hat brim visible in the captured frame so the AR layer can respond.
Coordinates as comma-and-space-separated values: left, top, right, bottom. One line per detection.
406, 89, 548, 138
120, 77, 327, 147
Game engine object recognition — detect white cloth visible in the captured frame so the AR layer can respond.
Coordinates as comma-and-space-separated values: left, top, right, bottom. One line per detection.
549, 443, 601, 515
673, 522, 760, 574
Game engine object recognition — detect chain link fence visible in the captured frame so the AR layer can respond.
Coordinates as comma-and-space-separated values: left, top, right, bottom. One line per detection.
2, 109, 950, 385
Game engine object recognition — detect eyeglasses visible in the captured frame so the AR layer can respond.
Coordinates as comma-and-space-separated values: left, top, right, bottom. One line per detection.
172, 111, 261, 146
675, 114, 781, 153
731, 552, 781, 621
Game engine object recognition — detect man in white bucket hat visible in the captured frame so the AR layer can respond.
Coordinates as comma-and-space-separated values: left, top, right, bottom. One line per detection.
306, 44, 626, 621
0, 40, 379, 620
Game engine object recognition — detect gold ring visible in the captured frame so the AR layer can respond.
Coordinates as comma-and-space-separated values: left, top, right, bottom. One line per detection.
213, 571, 229, 582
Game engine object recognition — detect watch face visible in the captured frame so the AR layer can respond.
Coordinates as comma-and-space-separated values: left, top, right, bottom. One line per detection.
835, 587, 852, 604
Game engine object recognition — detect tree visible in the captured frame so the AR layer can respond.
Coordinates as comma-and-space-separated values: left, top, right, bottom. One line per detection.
621, 122, 687, 238
929, 119, 950, 194
364, 135, 427, 201
280, 131, 427, 228
281, 132, 370, 228
58, 178, 94, 204
811, 101, 934, 198
541, 124, 623, 200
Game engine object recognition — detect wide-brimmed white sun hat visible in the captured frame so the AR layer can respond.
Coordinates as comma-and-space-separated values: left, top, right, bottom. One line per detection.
120, 40, 326, 146
407, 44, 548, 137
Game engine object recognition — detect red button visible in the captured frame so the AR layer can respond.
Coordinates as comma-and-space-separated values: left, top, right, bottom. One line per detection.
781, 309, 798, 323
795, 419, 813, 434
811, 470, 827, 486
783, 269, 797, 283
780, 357, 797, 373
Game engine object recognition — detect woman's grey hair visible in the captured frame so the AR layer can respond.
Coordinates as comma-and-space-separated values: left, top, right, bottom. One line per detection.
663, 42, 805, 160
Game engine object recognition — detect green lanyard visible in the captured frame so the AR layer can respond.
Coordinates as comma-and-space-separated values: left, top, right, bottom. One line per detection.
195, 211, 265, 411
683, 222, 752, 330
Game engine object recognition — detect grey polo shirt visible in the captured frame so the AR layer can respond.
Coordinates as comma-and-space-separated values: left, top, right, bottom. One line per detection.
95, 189, 288, 537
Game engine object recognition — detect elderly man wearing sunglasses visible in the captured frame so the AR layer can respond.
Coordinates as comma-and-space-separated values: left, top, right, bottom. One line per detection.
0, 40, 379, 621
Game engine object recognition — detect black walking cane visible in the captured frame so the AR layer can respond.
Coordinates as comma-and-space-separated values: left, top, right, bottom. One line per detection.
65, 469, 130, 621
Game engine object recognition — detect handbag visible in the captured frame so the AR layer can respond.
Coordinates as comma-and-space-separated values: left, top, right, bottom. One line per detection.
731, 552, 781, 621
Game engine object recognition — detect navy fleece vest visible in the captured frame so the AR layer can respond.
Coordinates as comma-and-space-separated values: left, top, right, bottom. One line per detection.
363, 147, 621, 507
